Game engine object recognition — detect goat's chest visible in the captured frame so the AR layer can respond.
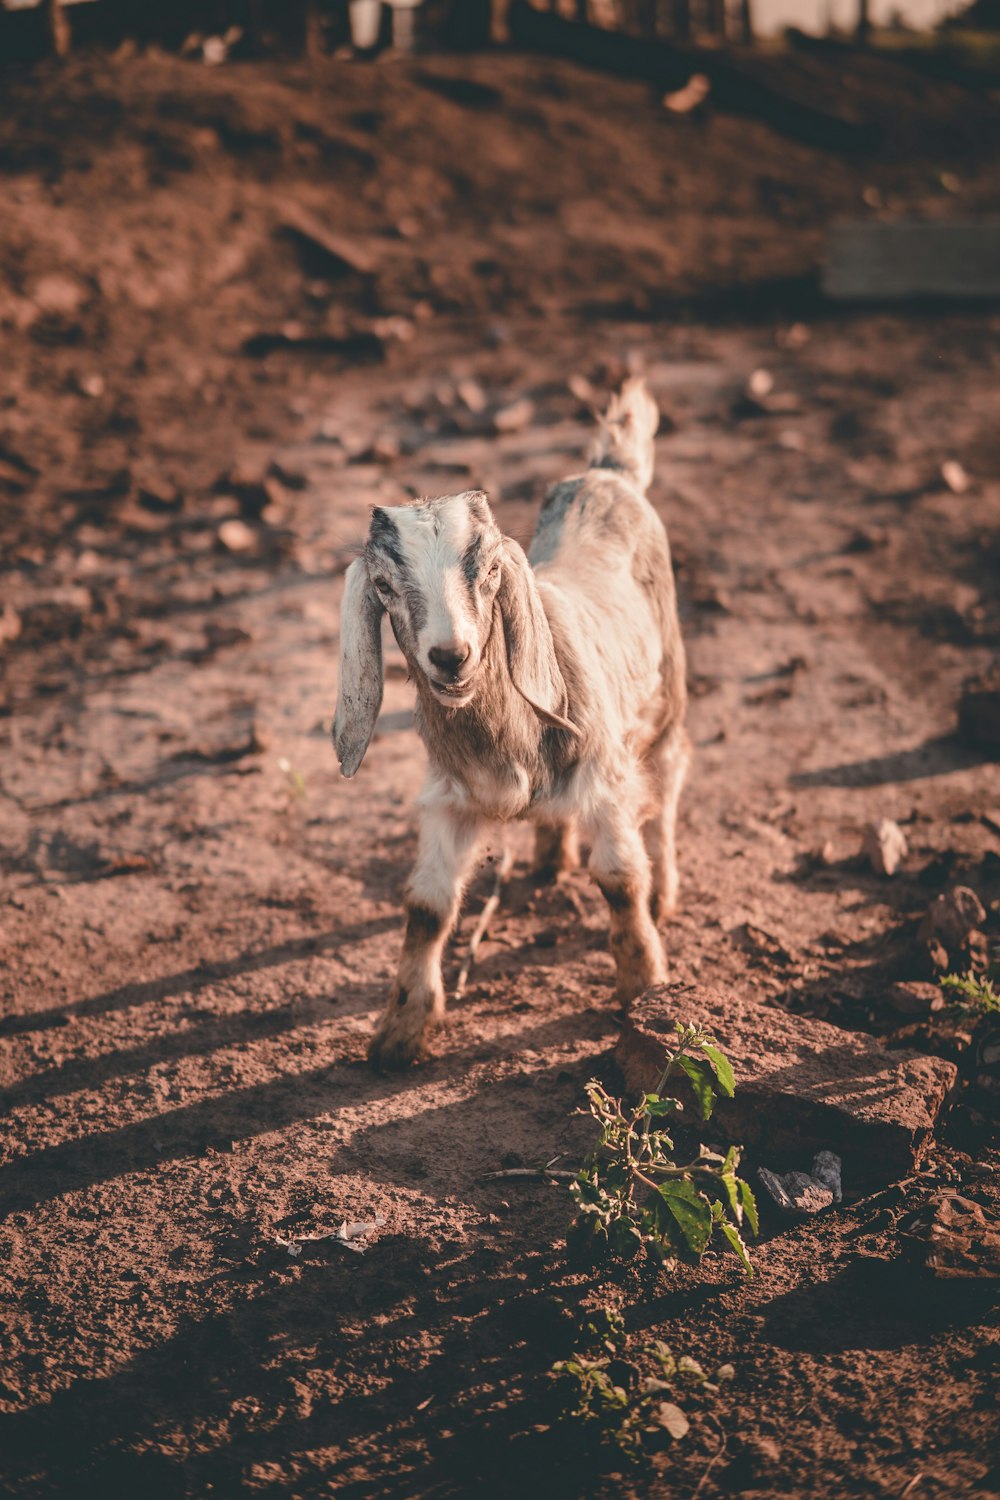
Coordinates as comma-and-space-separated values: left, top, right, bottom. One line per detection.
453, 756, 532, 821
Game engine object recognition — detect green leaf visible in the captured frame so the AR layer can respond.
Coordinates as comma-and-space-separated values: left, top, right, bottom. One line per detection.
675, 1055, 716, 1121
608, 1216, 643, 1259
739, 1179, 759, 1237
699, 1042, 735, 1098
647, 1340, 676, 1377
677, 1355, 706, 1382
655, 1401, 690, 1440
657, 1180, 714, 1254
643, 1093, 679, 1117
719, 1147, 741, 1221
719, 1219, 754, 1277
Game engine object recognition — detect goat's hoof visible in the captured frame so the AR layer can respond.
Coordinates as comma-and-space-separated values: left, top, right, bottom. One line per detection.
614, 968, 667, 1005
367, 1028, 426, 1072
649, 892, 678, 926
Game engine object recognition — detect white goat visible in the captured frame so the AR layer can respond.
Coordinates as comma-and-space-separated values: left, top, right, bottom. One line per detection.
334, 378, 689, 1069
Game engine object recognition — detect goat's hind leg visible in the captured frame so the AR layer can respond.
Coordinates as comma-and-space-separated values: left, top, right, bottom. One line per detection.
369, 793, 485, 1071
583, 788, 666, 1003
532, 819, 579, 882
642, 729, 690, 925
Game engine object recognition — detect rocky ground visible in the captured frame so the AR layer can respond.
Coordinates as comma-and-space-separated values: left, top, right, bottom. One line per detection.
0, 40, 998, 1500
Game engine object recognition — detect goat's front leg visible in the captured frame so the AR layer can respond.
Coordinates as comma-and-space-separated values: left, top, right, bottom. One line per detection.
583, 789, 667, 1004
369, 795, 486, 1071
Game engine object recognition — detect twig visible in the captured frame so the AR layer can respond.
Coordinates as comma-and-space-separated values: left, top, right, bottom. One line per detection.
693, 1420, 728, 1499
455, 842, 513, 998
480, 1167, 576, 1182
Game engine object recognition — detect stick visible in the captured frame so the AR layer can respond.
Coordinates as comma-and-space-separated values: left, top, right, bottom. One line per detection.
480, 1168, 576, 1182
454, 843, 513, 998
694, 1426, 728, 1499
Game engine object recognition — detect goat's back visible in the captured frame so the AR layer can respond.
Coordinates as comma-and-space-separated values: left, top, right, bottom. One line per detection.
529, 468, 684, 746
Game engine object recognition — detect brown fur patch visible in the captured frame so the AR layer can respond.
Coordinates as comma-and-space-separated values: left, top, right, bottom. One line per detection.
404, 903, 443, 945
596, 877, 640, 913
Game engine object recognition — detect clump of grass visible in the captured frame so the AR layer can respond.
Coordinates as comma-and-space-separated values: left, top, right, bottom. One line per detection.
567, 1022, 757, 1276
940, 970, 999, 1017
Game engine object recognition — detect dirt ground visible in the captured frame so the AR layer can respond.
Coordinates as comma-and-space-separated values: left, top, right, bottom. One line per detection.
1, 40, 999, 1500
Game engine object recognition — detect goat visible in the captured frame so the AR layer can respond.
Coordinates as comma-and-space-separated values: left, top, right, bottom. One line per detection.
333, 378, 689, 1070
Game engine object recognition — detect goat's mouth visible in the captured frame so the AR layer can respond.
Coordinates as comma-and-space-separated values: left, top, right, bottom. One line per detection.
429, 677, 476, 706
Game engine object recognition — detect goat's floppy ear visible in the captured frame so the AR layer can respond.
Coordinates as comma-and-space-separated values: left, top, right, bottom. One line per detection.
333, 558, 385, 778
496, 539, 579, 736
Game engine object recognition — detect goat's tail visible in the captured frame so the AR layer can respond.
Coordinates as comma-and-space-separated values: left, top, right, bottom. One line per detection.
589, 377, 659, 493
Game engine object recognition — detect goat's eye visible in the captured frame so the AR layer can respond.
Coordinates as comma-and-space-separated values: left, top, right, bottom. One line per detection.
372, 576, 395, 601
483, 559, 501, 588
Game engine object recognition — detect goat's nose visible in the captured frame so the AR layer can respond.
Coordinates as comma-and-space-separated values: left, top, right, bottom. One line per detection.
428, 642, 472, 677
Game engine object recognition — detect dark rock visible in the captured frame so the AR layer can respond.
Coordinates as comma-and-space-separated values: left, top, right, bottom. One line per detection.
617, 983, 957, 1184
918, 887, 987, 950
886, 982, 945, 1019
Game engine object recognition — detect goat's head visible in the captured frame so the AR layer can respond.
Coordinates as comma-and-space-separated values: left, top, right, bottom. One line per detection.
333, 490, 577, 777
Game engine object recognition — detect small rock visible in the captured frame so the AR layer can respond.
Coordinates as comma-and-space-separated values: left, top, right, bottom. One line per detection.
811, 1149, 843, 1202
900, 1191, 1000, 1279
202, 34, 229, 65
0, 603, 21, 646
492, 397, 535, 435
758, 1168, 834, 1215
456, 379, 487, 414
32, 273, 87, 318
662, 72, 710, 114
758, 1151, 841, 1215
918, 887, 987, 950
136, 473, 183, 514
218, 519, 256, 553
862, 818, 908, 876
747, 368, 774, 400
941, 460, 969, 494
887, 982, 944, 1019
77, 373, 106, 399
926, 939, 950, 974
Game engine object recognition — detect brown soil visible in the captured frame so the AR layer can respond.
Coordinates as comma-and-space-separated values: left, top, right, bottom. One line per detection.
1, 42, 999, 1500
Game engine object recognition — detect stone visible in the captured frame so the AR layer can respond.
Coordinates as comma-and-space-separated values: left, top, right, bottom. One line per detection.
492, 397, 535, 435
899, 1191, 1000, 1279
862, 818, 908, 876
617, 983, 957, 1184
886, 981, 944, 1019
217, 518, 256, 553
758, 1168, 834, 1215
918, 887, 987, 950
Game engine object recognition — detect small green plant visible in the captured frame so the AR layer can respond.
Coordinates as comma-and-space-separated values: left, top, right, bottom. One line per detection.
551, 1315, 734, 1464
941, 970, 999, 1017
277, 756, 307, 802
567, 1022, 758, 1275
